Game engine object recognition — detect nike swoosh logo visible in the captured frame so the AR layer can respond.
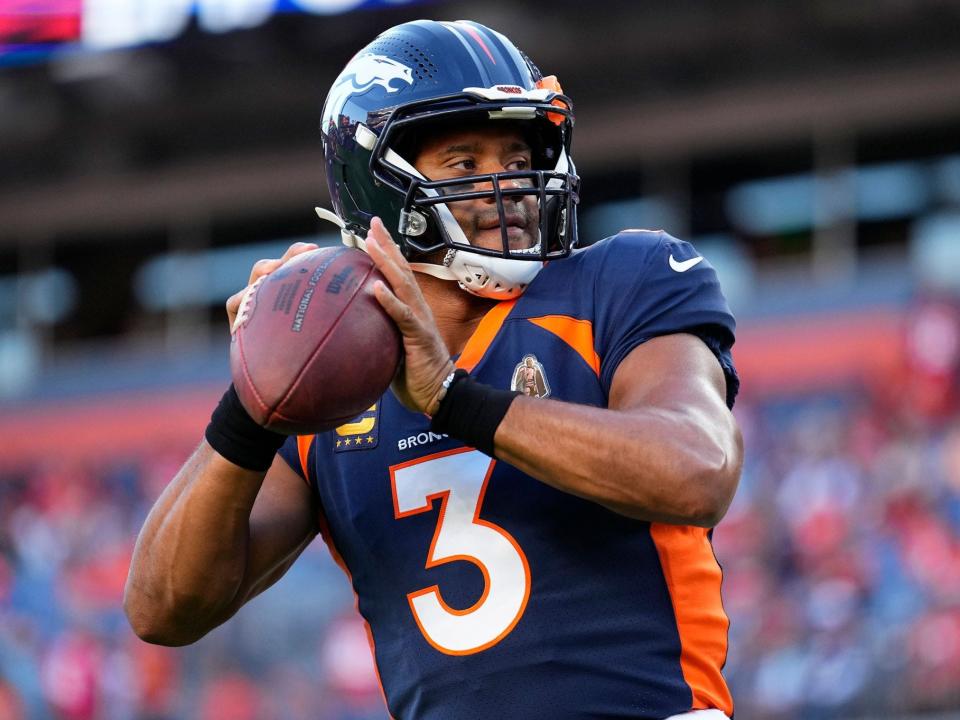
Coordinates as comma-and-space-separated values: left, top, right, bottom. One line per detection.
669, 254, 704, 272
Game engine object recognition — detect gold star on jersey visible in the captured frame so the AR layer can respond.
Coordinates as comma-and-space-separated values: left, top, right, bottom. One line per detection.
333, 404, 380, 452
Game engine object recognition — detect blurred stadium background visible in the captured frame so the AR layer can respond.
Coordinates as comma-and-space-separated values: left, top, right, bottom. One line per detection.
2, 0, 960, 718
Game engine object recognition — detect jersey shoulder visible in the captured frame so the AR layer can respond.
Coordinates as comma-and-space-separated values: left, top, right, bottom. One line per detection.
536, 229, 739, 406
561, 228, 667, 270
526, 229, 665, 306
534, 229, 696, 305
581, 228, 669, 257
580, 228, 699, 286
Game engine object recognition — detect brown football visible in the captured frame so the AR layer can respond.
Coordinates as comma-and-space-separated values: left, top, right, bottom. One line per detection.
230, 246, 401, 434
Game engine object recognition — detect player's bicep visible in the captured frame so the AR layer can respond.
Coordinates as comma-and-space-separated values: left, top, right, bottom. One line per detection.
230, 453, 319, 610
608, 333, 730, 417
609, 333, 742, 522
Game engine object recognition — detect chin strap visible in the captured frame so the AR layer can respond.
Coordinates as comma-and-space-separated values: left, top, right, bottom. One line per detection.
315, 205, 458, 282
314, 207, 368, 252
408, 261, 458, 281
316, 203, 538, 298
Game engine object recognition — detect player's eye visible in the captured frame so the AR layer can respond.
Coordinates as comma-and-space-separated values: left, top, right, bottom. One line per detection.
506, 157, 530, 171
448, 158, 477, 172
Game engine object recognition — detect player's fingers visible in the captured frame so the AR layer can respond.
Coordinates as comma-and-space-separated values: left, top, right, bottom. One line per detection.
365, 219, 401, 268
279, 241, 319, 264
366, 222, 425, 310
369, 218, 419, 277
372, 279, 420, 333
247, 258, 283, 286
227, 275, 267, 334
368, 216, 395, 247
225, 288, 246, 331
245, 241, 318, 289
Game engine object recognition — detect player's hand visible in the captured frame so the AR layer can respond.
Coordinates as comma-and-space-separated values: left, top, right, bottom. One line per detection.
365, 217, 455, 416
225, 241, 319, 333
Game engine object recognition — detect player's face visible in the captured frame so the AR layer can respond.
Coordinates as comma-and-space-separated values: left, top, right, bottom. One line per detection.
414, 126, 540, 252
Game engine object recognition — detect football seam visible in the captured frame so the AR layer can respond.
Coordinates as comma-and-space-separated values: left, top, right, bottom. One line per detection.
234, 247, 355, 423
270, 260, 380, 425
268, 406, 361, 432
236, 328, 273, 419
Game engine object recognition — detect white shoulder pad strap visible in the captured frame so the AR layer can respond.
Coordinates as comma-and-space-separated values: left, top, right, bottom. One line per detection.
316, 205, 454, 280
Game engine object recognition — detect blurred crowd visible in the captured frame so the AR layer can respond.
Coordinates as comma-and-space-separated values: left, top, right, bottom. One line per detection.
719, 396, 960, 718
0, 446, 385, 720
1, 331, 959, 719
716, 296, 960, 718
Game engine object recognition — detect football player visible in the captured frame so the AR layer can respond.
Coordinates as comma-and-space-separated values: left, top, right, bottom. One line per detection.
126, 20, 743, 720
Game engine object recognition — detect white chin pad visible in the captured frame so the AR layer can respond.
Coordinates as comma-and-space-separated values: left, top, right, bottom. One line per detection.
448, 252, 543, 299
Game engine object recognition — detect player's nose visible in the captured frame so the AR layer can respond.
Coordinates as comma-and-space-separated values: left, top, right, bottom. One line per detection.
478, 171, 528, 205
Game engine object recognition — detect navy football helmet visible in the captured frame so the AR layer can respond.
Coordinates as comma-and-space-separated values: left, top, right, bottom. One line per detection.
318, 19, 580, 299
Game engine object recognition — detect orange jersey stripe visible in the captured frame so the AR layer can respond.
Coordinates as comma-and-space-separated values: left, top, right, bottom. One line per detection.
526, 315, 601, 376
295, 435, 313, 487
649, 523, 733, 716
456, 299, 517, 372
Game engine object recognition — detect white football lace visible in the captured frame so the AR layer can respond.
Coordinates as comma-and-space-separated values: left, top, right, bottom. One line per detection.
232, 275, 264, 333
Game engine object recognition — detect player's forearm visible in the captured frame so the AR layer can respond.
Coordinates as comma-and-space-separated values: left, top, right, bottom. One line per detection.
493, 397, 741, 526
124, 441, 264, 645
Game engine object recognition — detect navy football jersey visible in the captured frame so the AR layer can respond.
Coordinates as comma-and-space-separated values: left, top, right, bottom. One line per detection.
279, 230, 738, 719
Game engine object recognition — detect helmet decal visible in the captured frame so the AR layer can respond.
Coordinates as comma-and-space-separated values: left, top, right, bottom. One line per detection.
442, 20, 497, 65
326, 54, 414, 119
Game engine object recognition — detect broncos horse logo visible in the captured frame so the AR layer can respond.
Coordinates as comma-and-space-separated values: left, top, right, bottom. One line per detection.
326, 54, 414, 121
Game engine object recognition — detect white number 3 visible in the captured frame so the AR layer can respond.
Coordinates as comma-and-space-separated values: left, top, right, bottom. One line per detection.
390, 448, 531, 655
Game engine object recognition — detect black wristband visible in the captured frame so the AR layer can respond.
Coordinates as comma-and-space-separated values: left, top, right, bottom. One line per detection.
205, 384, 286, 472
429, 370, 519, 457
